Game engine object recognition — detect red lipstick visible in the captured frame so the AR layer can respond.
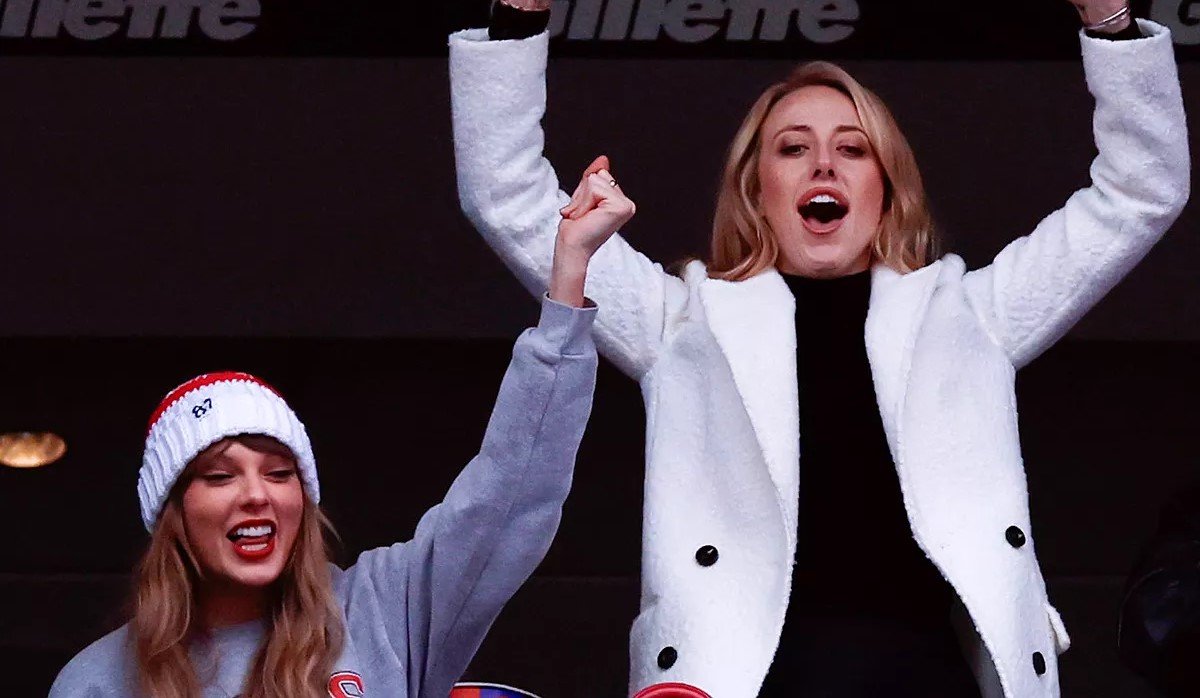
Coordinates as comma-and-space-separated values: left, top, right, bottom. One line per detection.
226, 519, 276, 562
232, 536, 275, 561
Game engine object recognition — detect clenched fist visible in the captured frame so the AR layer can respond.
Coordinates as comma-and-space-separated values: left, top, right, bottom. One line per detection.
549, 155, 638, 307
558, 155, 637, 258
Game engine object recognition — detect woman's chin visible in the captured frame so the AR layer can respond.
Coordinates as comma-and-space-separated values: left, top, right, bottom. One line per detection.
241, 564, 287, 586
790, 252, 857, 278
214, 560, 286, 589
784, 237, 873, 278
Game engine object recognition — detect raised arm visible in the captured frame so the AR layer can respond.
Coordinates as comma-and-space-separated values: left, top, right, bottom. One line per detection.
338, 294, 597, 697
337, 190, 631, 697
449, 7, 684, 379
962, 10, 1189, 369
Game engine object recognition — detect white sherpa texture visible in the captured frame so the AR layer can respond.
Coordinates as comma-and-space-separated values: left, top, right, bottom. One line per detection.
138, 378, 318, 531
451, 19, 1188, 698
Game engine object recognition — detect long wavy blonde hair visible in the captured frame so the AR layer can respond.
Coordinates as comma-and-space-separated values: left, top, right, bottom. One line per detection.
131, 435, 344, 698
709, 61, 937, 281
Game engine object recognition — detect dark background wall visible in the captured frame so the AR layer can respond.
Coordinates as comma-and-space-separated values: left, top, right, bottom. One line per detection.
0, 1, 1197, 695
0, 56, 1197, 340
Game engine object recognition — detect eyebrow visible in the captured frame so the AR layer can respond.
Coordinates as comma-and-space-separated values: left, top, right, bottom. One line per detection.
774, 124, 866, 138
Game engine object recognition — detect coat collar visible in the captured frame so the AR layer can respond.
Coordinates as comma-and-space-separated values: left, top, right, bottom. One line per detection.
698, 268, 800, 547
697, 260, 945, 542
865, 259, 944, 459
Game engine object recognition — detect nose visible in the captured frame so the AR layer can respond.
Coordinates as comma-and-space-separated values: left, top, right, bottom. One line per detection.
239, 474, 270, 509
813, 148, 835, 180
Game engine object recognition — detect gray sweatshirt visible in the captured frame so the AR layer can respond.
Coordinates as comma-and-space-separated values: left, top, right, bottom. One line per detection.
50, 297, 598, 698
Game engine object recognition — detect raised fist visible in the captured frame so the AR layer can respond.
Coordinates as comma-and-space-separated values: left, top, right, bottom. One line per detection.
558, 155, 637, 259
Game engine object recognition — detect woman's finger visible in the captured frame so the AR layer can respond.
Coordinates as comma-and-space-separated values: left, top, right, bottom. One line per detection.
560, 185, 582, 217
560, 173, 591, 217
567, 182, 604, 220
564, 156, 610, 216
561, 156, 609, 216
568, 168, 635, 223
595, 168, 620, 189
590, 172, 633, 209
588, 172, 625, 199
586, 173, 636, 220
562, 156, 613, 217
584, 155, 609, 177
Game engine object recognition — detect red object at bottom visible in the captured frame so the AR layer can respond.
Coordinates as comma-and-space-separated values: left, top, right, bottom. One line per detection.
450, 684, 542, 698
633, 683, 712, 698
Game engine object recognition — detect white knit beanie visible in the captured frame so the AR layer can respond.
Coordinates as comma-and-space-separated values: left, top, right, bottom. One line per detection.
138, 371, 319, 531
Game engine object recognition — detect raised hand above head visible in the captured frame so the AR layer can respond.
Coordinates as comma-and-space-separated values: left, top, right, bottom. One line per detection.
497, 0, 551, 10
1067, 0, 1133, 33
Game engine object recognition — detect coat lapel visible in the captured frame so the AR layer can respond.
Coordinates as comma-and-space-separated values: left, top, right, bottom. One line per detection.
699, 269, 800, 546
864, 260, 943, 459
696, 260, 943, 548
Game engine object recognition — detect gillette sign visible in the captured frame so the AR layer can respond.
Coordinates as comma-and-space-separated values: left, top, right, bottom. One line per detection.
0, 0, 859, 46
0, 0, 259, 40
0, 0, 1195, 56
548, 0, 860, 43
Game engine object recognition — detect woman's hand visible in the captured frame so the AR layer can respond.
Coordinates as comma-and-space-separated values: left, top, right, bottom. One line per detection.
1067, 0, 1132, 33
558, 155, 637, 257
549, 155, 637, 307
497, 0, 551, 11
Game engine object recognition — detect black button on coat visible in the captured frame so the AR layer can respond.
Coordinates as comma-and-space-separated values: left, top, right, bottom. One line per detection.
658, 647, 677, 670
1033, 652, 1047, 676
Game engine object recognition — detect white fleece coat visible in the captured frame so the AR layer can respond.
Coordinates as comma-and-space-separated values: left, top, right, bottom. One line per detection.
449, 20, 1189, 698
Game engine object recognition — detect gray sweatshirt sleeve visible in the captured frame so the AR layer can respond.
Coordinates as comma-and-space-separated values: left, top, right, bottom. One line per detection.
338, 295, 598, 697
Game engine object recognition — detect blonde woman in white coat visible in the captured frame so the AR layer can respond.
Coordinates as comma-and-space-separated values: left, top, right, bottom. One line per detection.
449, 0, 1190, 695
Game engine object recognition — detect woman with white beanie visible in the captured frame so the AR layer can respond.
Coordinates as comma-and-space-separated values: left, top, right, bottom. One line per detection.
48, 170, 637, 697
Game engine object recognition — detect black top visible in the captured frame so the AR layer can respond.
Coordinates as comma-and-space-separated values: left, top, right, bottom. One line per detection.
759, 271, 979, 696
783, 271, 953, 621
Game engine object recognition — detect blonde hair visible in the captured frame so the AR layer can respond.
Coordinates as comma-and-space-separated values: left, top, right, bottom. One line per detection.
131, 435, 344, 698
708, 61, 937, 281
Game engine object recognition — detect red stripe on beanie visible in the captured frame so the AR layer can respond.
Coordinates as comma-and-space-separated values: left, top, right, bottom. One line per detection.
147, 371, 284, 436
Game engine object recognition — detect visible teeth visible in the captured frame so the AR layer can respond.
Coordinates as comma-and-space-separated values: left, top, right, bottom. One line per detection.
240, 542, 268, 552
234, 525, 273, 538
808, 194, 838, 205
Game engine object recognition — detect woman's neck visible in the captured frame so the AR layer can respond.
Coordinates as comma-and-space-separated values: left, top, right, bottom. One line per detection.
775, 250, 873, 279
198, 583, 270, 629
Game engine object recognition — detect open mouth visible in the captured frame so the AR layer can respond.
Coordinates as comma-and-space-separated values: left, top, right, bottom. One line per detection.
226, 520, 276, 561
798, 189, 849, 233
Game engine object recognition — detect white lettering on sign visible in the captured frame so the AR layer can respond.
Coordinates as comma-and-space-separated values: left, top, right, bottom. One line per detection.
0, 0, 260, 40
1151, 0, 1200, 44
550, 0, 860, 43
